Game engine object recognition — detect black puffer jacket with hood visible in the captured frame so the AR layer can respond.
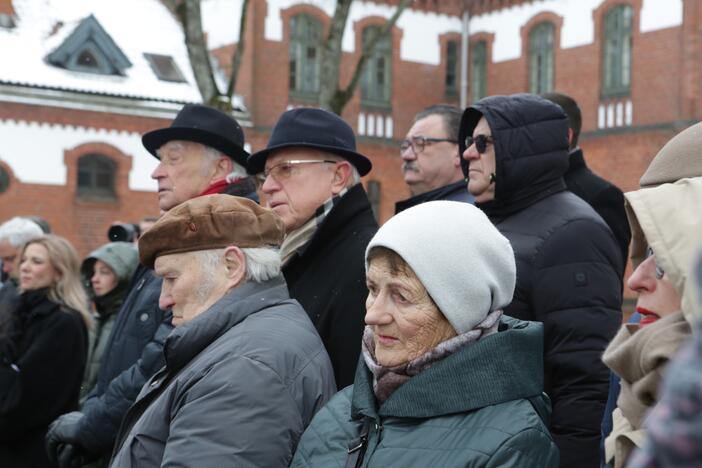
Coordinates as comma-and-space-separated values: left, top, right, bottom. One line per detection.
459, 94, 623, 468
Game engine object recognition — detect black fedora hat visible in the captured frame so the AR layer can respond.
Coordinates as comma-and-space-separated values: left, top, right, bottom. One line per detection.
247, 108, 372, 176
142, 104, 249, 168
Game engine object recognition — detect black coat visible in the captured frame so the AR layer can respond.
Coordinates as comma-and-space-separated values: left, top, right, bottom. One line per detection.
283, 184, 378, 389
0, 289, 87, 468
459, 94, 623, 468
76, 266, 171, 455
394, 180, 473, 214
564, 149, 631, 266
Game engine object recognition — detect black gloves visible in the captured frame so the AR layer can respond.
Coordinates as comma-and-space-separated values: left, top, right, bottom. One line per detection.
46, 412, 97, 468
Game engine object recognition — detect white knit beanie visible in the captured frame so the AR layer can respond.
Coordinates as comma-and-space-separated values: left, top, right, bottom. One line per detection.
365, 201, 516, 334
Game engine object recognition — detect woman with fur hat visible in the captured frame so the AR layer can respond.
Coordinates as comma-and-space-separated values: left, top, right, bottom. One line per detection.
602, 177, 702, 467
79, 242, 138, 402
291, 201, 558, 467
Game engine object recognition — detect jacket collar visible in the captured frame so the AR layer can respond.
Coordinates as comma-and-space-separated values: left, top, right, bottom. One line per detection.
289, 183, 374, 261
163, 276, 290, 371
394, 181, 472, 214
351, 317, 544, 419
567, 148, 587, 173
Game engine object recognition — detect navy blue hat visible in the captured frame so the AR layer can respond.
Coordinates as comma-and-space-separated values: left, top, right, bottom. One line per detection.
247, 108, 372, 176
142, 104, 249, 168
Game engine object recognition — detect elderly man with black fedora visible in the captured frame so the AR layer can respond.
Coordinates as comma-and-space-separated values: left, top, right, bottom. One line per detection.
107, 194, 335, 468
46, 104, 258, 467
248, 107, 378, 389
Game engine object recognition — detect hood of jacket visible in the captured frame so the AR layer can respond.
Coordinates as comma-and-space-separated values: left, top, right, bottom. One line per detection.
458, 94, 570, 217
625, 177, 702, 324
640, 122, 702, 188
163, 275, 292, 371
351, 316, 544, 419
81, 242, 138, 285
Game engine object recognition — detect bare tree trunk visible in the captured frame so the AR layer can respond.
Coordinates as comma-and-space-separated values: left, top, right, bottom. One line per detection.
225, 0, 251, 100
319, 0, 414, 115
319, 0, 353, 113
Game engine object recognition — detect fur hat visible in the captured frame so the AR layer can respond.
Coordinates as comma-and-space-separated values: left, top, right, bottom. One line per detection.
139, 195, 284, 269
365, 201, 516, 334
640, 122, 702, 188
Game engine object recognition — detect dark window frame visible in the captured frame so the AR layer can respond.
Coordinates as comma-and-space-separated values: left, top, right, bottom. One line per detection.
528, 22, 555, 94
602, 4, 633, 98
470, 40, 487, 103
77, 154, 117, 200
288, 13, 323, 100
445, 40, 459, 95
361, 26, 392, 109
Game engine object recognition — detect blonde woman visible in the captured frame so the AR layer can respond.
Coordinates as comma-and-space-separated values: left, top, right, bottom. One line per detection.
0, 234, 90, 468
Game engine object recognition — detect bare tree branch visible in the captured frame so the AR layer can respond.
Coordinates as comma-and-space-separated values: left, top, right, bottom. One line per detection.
180, 0, 221, 108
321, 0, 414, 115
225, 0, 250, 99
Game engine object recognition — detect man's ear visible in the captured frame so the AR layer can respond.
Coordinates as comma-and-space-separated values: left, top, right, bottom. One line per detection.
223, 246, 246, 287
567, 128, 574, 149
330, 161, 352, 195
212, 156, 233, 182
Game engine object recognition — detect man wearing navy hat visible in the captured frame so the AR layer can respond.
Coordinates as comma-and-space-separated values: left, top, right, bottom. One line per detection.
248, 107, 378, 388
46, 104, 258, 467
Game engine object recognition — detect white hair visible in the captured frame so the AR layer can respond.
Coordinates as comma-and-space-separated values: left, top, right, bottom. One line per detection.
322, 153, 361, 187
193, 246, 281, 284
202, 145, 248, 179
0, 217, 44, 247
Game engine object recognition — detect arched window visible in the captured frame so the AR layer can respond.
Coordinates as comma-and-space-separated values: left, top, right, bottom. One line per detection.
288, 14, 322, 98
361, 26, 392, 107
602, 4, 632, 96
0, 165, 9, 194
529, 22, 554, 94
77, 154, 116, 199
471, 41, 487, 102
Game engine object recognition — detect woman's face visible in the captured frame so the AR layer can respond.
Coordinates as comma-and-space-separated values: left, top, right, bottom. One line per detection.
19, 243, 58, 291
628, 248, 681, 325
365, 255, 456, 367
91, 260, 119, 297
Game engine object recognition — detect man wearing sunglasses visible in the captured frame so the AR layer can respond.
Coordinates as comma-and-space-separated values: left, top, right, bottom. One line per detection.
395, 105, 473, 213
248, 108, 378, 389
459, 94, 624, 468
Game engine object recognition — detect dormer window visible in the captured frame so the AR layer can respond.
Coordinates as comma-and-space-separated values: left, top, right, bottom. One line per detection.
47, 14, 131, 76
144, 53, 186, 83
0, 13, 14, 28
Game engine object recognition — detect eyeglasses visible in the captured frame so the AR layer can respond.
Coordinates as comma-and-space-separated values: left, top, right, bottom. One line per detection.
257, 159, 337, 183
645, 246, 665, 280
464, 134, 494, 154
400, 136, 457, 155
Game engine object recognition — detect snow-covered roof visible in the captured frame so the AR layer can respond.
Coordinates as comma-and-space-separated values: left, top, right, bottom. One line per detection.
0, 0, 202, 104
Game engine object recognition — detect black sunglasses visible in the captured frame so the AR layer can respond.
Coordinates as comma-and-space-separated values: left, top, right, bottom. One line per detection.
464, 134, 494, 154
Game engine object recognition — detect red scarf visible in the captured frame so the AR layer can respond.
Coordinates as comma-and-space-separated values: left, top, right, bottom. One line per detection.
199, 178, 242, 196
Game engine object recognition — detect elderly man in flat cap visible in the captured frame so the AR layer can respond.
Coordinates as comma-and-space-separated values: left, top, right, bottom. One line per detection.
108, 195, 335, 468
47, 104, 259, 467
248, 108, 379, 388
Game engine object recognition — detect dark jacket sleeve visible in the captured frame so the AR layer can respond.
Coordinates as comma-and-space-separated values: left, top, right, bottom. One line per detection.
589, 186, 631, 268
77, 315, 172, 453
529, 219, 623, 468
0, 312, 86, 441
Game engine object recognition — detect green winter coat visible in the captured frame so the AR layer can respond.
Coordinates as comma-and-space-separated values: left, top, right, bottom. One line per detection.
291, 317, 559, 468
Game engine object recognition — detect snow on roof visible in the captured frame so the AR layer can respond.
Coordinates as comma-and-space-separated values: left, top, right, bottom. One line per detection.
0, 0, 202, 103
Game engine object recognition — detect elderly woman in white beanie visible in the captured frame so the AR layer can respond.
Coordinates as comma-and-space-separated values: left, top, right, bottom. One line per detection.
291, 201, 559, 468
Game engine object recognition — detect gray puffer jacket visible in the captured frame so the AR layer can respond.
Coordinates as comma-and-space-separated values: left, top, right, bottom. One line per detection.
110, 276, 336, 468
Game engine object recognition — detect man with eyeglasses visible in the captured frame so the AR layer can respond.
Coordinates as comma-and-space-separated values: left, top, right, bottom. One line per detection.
459, 94, 623, 468
248, 107, 378, 389
395, 105, 473, 213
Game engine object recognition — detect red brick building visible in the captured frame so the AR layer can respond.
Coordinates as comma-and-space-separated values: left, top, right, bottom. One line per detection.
0, 0, 698, 263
